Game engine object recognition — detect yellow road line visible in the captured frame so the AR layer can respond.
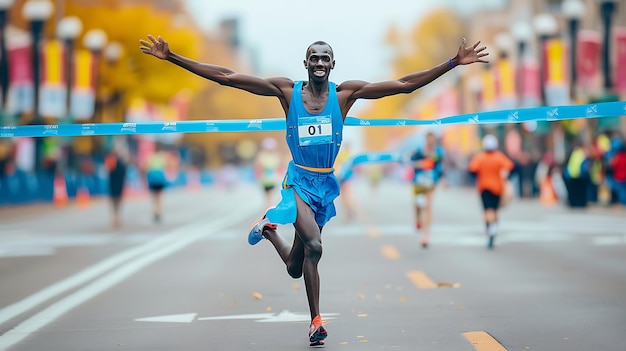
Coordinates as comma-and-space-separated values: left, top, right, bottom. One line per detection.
381, 245, 401, 260
406, 270, 437, 289
463, 331, 508, 351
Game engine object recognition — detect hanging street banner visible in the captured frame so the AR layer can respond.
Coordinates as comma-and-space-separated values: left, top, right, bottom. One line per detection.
40, 40, 67, 118
520, 59, 540, 107
480, 67, 497, 111
614, 28, 626, 94
577, 30, 602, 94
7, 46, 33, 114
496, 58, 516, 109
544, 38, 569, 106
71, 49, 96, 120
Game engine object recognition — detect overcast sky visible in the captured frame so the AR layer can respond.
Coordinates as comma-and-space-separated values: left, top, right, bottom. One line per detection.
184, 0, 507, 83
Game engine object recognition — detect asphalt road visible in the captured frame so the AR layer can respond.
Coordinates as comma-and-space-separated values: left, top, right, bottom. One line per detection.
0, 179, 625, 351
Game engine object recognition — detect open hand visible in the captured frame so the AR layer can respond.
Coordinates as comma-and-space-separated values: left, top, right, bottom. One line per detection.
139, 34, 170, 60
456, 38, 489, 65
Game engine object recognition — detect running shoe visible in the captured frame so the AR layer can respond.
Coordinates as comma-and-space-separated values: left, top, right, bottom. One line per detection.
487, 234, 495, 250
309, 315, 327, 347
248, 217, 277, 245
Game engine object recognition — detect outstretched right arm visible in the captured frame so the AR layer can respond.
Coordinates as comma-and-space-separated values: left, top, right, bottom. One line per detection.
139, 35, 292, 98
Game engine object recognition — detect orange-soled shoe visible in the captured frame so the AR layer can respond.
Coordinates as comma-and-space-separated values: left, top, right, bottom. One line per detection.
309, 315, 327, 347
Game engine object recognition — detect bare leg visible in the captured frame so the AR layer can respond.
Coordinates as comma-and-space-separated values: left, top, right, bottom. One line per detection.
153, 190, 163, 222
263, 227, 305, 279
111, 197, 122, 228
265, 193, 322, 320
420, 190, 435, 246
414, 206, 421, 228
292, 193, 323, 320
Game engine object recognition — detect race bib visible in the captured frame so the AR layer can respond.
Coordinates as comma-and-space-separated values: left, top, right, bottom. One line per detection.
298, 116, 332, 146
414, 170, 435, 188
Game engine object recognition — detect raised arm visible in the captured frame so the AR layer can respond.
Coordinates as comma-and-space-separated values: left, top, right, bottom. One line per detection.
139, 35, 293, 98
339, 38, 488, 100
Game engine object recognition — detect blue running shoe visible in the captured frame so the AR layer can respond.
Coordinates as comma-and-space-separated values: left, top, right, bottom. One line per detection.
248, 217, 276, 245
487, 234, 495, 250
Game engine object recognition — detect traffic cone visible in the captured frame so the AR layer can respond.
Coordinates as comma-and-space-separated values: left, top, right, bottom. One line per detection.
539, 176, 558, 206
75, 185, 91, 209
53, 176, 68, 208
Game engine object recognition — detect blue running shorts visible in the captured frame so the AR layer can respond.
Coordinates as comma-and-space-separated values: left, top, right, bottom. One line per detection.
266, 161, 340, 227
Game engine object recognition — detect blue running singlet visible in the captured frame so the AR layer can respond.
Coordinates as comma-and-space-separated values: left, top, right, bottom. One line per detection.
266, 81, 344, 227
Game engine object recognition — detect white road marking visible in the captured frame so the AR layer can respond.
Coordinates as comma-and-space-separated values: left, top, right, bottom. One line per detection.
135, 313, 198, 323
0, 197, 260, 351
0, 233, 169, 258
197, 310, 339, 323
593, 235, 626, 246
0, 246, 55, 258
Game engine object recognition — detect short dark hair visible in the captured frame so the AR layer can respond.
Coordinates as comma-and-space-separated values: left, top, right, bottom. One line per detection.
306, 41, 333, 59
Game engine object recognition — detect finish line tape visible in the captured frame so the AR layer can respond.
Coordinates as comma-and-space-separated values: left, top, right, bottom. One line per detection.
1, 101, 624, 138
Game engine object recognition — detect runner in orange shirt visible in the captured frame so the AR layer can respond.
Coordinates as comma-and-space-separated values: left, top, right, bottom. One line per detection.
468, 134, 514, 249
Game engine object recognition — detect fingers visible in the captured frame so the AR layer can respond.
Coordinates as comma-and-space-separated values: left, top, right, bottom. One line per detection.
459, 37, 467, 50
147, 34, 157, 44
472, 40, 481, 49
475, 46, 487, 53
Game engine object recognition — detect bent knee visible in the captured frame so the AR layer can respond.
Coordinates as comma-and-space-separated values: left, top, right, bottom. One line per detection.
287, 264, 303, 279
304, 240, 323, 261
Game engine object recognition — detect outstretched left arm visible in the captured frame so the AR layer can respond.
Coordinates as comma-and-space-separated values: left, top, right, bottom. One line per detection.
340, 38, 489, 100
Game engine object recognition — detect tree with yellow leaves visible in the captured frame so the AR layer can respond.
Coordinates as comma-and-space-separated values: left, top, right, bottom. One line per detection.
361, 7, 464, 151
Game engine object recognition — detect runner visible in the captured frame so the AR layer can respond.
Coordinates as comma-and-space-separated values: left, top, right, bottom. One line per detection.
140, 34, 488, 346
410, 131, 445, 248
468, 134, 514, 249
255, 137, 282, 210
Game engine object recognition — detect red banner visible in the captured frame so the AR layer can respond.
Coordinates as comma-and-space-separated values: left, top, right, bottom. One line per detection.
520, 59, 540, 107
8, 46, 32, 84
614, 28, 626, 94
577, 30, 602, 93
7, 46, 33, 113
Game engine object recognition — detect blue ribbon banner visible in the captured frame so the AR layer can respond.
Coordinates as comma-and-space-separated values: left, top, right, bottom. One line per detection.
1, 101, 624, 138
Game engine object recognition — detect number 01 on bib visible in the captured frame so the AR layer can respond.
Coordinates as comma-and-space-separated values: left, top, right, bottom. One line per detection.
298, 116, 333, 146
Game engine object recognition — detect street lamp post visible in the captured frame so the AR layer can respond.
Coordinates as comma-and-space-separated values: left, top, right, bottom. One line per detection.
103, 41, 122, 121
533, 13, 559, 106
103, 41, 122, 151
82, 29, 106, 156
56, 16, 81, 172
22, 0, 54, 173
82, 28, 107, 122
56, 16, 82, 122
598, 0, 617, 91
562, 0, 586, 101
0, 0, 14, 116
511, 20, 533, 108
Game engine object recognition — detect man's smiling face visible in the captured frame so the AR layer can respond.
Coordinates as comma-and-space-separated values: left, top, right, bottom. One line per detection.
304, 43, 335, 82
